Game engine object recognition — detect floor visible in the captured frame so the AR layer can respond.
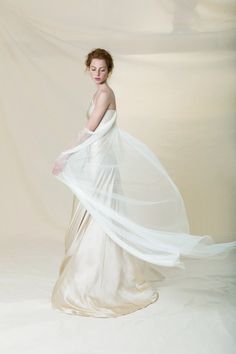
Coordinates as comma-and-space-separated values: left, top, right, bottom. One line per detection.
0, 233, 235, 354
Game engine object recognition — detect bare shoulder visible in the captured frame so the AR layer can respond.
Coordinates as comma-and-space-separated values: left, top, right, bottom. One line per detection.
94, 88, 115, 102
93, 91, 110, 110
93, 88, 116, 110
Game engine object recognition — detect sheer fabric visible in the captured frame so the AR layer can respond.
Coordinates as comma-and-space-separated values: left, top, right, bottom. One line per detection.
53, 100, 236, 270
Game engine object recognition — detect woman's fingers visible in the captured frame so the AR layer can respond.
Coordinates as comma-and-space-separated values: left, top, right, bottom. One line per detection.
52, 162, 62, 175
51, 154, 69, 175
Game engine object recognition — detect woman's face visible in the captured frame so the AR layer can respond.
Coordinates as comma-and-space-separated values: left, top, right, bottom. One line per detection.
89, 58, 109, 84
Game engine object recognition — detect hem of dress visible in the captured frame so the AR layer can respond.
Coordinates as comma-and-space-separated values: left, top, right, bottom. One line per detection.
51, 292, 159, 318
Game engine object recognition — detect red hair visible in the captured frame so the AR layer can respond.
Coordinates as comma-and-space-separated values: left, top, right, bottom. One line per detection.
85, 48, 114, 74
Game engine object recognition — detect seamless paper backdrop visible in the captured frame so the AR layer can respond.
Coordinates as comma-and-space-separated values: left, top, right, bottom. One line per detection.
0, 0, 236, 241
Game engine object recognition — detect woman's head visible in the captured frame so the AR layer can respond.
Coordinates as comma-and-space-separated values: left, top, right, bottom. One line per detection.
85, 48, 114, 84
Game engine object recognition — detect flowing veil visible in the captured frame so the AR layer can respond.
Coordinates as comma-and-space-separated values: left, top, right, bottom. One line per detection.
53, 108, 236, 271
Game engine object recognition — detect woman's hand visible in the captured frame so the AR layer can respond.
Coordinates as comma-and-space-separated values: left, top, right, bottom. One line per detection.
52, 154, 69, 176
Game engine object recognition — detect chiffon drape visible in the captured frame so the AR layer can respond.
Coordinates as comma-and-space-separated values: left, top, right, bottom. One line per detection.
51, 99, 236, 317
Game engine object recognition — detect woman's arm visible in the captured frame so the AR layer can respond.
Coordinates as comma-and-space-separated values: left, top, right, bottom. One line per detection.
63, 90, 111, 149
85, 91, 111, 131
52, 91, 111, 175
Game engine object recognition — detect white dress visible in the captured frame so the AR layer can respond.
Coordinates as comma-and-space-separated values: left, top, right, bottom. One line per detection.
51, 99, 236, 317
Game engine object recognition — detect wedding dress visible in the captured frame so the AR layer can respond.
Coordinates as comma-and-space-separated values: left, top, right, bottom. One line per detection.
51, 99, 236, 318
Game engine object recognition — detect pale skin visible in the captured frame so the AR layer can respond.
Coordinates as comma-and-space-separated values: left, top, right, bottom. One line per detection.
86, 58, 116, 131
52, 58, 116, 175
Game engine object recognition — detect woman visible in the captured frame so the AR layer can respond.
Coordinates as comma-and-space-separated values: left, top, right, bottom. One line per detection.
51, 48, 236, 318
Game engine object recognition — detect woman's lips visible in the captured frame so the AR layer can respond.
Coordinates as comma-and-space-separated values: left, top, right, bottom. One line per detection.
95, 78, 101, 80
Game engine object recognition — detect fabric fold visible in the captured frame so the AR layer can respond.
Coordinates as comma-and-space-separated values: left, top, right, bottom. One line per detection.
53, 105, 236, 270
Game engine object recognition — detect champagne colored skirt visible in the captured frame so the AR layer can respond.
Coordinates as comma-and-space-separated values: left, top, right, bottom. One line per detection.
51, 197, 159, 318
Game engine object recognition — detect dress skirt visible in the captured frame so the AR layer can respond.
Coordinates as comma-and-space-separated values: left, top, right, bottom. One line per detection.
51, 196, 159, 318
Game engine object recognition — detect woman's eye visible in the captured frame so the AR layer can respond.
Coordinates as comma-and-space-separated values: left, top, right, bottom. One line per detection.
91, 69, 105, 72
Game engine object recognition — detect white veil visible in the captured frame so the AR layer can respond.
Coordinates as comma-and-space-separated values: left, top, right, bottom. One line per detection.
53, 109, 236, 270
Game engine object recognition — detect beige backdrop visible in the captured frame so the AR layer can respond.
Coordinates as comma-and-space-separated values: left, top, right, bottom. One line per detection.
1, 0, 236, 242
1, 2, 236, 354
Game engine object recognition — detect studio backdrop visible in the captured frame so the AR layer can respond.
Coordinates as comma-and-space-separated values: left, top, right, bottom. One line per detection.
0, 0, 235, 242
